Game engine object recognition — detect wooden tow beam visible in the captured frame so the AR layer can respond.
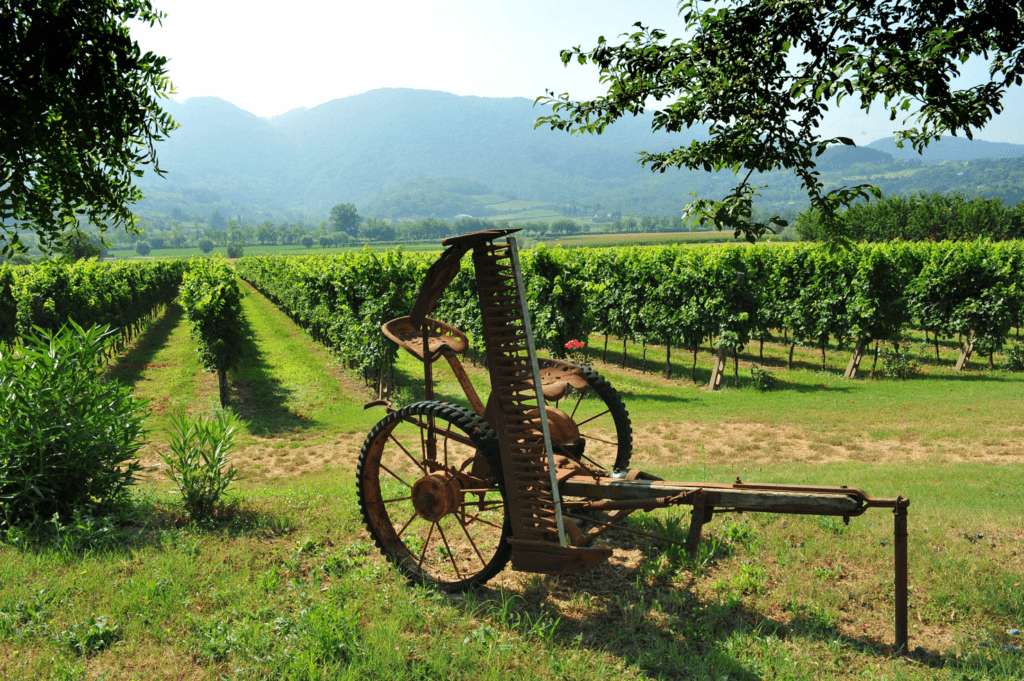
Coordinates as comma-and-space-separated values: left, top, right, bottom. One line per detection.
356, 229, 912, 654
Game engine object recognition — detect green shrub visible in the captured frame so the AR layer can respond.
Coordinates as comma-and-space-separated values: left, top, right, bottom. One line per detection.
0, 323, 146, 524
226, 242, 244, 258
134, 240, 151, 256
198, 238, 214, 254
161, 412, 239, 520
750, 364, 776, 391
1002, 342, 1024, 372
881, 343, 920, 380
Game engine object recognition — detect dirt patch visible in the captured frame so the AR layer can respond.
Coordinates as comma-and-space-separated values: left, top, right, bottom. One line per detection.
136, 417, 1024, 485
629, 421, 1024, 467
136, 432, 366, 482
228, 433, 365, 480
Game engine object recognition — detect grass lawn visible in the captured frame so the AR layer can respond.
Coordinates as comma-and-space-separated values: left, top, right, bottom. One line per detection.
1, 283, 1021, 679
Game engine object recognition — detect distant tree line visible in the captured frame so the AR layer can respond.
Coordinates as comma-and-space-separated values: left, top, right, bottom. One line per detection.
796, 193, 1024, 242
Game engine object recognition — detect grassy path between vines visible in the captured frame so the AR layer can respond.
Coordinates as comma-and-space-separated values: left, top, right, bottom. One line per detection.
106, 302, 219, 438
117, 280, 380, 477
220, 280, 379, 480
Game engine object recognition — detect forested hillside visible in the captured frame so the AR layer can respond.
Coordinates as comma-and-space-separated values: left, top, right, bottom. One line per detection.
132, 89, 1024, 227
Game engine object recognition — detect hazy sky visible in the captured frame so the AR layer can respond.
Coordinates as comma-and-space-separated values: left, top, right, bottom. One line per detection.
132, 0, 1023, 145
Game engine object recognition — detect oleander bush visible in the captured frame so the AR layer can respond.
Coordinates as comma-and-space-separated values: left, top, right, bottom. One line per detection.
0, 322, 146, 525
161, 412, 239, 520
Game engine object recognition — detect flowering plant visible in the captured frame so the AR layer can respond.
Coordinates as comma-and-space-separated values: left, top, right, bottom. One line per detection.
564, 338, 586, 364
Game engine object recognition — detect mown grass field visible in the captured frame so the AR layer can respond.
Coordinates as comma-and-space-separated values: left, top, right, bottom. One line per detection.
1, 277, 1021, 680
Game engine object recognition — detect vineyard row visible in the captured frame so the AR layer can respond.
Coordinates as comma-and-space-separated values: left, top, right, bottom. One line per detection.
234, 240, 1024, 379
1, 259, 244, 403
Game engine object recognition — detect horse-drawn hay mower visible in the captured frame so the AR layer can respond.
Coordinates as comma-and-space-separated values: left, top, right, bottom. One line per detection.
357, 229, 911, 650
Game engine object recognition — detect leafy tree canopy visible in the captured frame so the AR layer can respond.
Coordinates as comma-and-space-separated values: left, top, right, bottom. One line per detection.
59, 229, 106, 260
0, 0, 177, 256
329, 202, 362, 236
537, 0, 1023, 244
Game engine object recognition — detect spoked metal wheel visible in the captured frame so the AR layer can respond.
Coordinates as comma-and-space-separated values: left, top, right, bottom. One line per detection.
356, 401, 511, 591
551, 362, 633, 475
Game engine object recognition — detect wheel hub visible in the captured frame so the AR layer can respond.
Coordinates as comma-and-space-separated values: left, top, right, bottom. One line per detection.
411, 473, 464, 522
526, 406, 580, 442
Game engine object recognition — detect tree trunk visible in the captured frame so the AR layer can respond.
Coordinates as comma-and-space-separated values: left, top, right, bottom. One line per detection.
603, 334, 609, 362
989, 349, 994, 370
621, 338, 628, 368
759, 338, 764, 361
871, 340, 879, 378
733, 347, 739, 387
934, 337, 940, 362
218, 367, 229, 408
788, 343, 795, 370
665, 341, 672, 379
641, 342, 647, 373
783, 328, 788, 343
821, 337, 827, 370
691, 345, 699, 383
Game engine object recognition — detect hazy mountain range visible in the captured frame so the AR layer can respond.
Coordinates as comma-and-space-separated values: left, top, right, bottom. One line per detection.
135, 88, 1024, 224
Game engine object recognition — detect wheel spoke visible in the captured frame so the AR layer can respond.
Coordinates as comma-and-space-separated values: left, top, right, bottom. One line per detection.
457, 511, 487, 568
380, 462, 414, 488
396, 509, 418, 539
383, 495, 413, 504
579, 431, 617, 447
417, 522, 435, 570
569, 392, 585, 420
575, 409, 611, 427
461, 511, 504, 530
435, 522, 462, 580
388, 433, 427, 475
579, 451, 609, 471
459, 498, 505, 511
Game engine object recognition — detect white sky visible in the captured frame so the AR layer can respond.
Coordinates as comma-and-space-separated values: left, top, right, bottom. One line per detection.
131, 0, 1023, 145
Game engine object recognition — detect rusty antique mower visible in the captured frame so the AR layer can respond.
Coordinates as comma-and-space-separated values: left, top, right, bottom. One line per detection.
357, 229, 912, 650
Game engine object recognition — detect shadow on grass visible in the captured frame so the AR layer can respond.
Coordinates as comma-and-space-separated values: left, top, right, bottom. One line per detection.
230, 310, 320, 436
1, 496, 294, 558
458, 528, 905, 680
105, 303, 184, 390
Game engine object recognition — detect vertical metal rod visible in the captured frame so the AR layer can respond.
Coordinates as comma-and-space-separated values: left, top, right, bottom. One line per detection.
894, 497, 909, 653
422, 324, 436, 461
422, 324, 434, 401
507, 237, 567, 547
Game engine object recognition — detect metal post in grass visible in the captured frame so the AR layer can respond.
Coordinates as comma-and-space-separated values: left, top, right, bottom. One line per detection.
894, 497, 910, 653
